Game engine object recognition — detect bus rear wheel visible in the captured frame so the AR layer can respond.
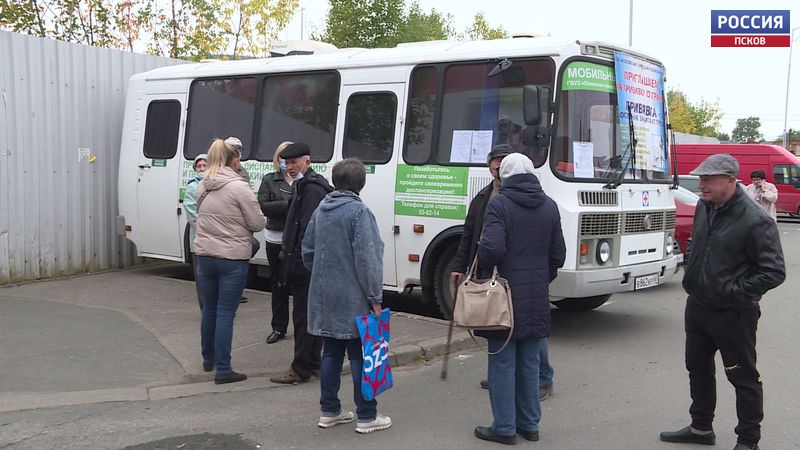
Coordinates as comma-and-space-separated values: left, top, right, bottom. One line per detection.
432, 242, 459, 319
553, 294, 611, 311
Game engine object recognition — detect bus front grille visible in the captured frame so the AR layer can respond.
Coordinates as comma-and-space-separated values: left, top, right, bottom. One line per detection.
580, 213, 621, 236
624, 211, 665, 233
578, 190, 618, 206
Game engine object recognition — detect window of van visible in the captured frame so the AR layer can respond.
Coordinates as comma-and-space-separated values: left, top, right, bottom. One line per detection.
343, 92, 397, 164
256, 71, 339, 163
143, 100, 181, 159
774, 164, 800, 186
184, 77, 257, 159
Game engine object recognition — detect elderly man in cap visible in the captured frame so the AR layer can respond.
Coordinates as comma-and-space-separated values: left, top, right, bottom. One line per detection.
450, 144, 555, 401
271, 142, 333, 384
660, 154, 785, 450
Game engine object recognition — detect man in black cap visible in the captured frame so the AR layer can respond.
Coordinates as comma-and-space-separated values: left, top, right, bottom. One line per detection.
271, 142, 333, 384
450, 144, 555, 401
660, 154, 785, 450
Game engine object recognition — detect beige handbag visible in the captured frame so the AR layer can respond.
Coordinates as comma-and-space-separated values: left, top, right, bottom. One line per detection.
452, 256, 514, 355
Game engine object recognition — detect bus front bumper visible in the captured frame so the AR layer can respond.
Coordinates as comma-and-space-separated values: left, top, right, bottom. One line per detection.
549, 255, 680, 300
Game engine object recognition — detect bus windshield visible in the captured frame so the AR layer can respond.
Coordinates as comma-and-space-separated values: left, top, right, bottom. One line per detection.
551, 59, 671, 183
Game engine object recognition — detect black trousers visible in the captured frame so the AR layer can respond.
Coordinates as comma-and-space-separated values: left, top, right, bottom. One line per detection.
685, 298, 762, 446
265, 242, 290, 334
288, 267, 322, 378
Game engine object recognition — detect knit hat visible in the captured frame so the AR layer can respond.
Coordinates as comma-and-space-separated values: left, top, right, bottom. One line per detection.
193, 153, 208, 170
499, 153, 535, 180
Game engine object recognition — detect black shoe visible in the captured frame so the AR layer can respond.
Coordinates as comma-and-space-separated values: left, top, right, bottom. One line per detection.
480, 379, 489, 389
266, 330, 285, 344
733, 443, 759, 450
214, 371, 247, 385
203, 362, 214, 372
474, 426, 516, 445
517, 429, 539, 441
659, 426, 715, 445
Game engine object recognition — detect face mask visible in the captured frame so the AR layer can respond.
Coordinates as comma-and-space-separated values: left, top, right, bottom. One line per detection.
195, 172, 204, 181
279, 160, 287, 172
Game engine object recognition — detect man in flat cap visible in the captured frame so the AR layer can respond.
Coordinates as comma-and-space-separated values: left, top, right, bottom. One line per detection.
271, 142, 333, 384
660, 154, 785, 450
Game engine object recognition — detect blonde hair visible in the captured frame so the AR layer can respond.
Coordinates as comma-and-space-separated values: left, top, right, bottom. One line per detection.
273, 141, 294, 171
204, 138, 241, 179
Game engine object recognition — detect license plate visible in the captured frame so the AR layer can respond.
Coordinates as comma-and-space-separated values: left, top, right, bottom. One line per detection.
634, 273, 659, 290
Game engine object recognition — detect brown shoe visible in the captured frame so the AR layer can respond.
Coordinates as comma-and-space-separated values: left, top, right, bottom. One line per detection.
270, 369, 309, 384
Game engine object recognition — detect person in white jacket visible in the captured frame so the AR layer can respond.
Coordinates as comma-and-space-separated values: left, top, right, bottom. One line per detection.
745, 170, 778, 221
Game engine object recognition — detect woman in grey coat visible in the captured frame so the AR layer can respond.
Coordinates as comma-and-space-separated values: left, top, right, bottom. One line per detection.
301, 158, 392, 434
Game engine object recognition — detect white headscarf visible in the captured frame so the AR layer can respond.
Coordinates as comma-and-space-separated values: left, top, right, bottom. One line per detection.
499, 153, 535, 180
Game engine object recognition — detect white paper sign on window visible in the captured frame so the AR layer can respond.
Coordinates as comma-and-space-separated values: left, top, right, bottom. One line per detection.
450, 130, 473, 163
573, 142, 595, 178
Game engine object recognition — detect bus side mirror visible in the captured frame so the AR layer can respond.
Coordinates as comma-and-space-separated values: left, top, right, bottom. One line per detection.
523, 85, 550, 126
523, 85, 551, 149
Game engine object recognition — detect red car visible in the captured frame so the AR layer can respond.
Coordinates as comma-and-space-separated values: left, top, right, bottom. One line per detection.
673, 186, 699, 259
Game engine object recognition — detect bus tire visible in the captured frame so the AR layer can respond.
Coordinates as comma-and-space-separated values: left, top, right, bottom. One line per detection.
432, 242, 459, 319
553, 294, 611, 311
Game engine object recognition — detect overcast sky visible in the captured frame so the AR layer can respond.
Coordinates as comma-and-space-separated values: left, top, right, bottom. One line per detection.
280, 0, 800, 140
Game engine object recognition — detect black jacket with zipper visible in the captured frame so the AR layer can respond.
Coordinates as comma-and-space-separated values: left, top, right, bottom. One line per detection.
257, 171, 292, 232
682, 185, 785, 309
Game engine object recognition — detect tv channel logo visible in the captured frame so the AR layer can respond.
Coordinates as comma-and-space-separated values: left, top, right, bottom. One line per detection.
711, 10, 790, 47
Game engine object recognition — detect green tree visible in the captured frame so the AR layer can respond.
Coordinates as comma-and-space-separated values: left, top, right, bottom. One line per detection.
398, 1, 453, 42
320, 0, 405, 48
731, 117, 763, 143
666, 89, 697, 135
716, 132, 730, 142
220, 0, 298, 58
666, 88, 724, 137
1, 0, 117, 46
464, 12, 507, 40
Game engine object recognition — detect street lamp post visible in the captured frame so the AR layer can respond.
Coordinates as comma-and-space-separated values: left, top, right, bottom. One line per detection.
783, 27, 800, 150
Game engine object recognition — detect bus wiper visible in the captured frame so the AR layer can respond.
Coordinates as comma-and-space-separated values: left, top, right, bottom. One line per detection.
604, 102, 638, 189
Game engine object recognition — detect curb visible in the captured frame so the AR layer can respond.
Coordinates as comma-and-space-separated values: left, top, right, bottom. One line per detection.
0, 330, 480, 414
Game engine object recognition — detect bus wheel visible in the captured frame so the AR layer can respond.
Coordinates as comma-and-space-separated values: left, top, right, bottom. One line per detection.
553, 294, 611, 311
433, 242, 459, 319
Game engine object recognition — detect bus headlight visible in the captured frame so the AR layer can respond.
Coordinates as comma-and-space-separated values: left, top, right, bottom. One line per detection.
596, 240, 611, 265
666, 234, 674, 255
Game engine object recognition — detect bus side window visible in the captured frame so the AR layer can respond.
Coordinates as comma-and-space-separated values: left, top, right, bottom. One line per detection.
143, 100, 181, 159
343, 92, 397, 164
403, 66, 437, 164
257, 71, 339, 163
184, 77, 257, 160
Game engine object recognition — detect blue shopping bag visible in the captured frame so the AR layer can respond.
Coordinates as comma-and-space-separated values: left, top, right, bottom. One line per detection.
355, 308, 393, 401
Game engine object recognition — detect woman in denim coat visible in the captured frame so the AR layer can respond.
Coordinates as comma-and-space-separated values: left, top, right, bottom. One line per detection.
301, 158, 392, 434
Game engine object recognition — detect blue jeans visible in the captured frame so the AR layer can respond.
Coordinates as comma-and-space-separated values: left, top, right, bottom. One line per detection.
539, 340, 554, 388
320, 337, 377, 422
487, 337, 548, 436
196, 256, 249, 374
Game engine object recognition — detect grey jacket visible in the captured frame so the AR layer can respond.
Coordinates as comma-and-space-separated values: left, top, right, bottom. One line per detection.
302, 191, 384, 339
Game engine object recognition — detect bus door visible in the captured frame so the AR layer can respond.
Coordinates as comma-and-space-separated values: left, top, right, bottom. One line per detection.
339, 84, 406, 287
136, 94, 186, 260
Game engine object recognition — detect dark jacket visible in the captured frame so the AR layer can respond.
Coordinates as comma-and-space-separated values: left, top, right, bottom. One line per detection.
682, 185, 785, 309
257, 171, 293, 231
452, 181, 495, 273
282, 168, 333, 277
476, 173, 566, 341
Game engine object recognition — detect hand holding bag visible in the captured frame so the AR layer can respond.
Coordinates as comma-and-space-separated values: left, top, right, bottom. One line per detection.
452, 256, 514, 355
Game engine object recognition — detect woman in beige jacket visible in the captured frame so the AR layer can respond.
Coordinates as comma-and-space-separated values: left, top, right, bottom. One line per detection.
194, 138, 265, 384
745, 169, 778, 221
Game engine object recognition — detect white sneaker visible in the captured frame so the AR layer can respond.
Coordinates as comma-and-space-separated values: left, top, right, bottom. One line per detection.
355, 414, 392, 434
318, 410, 355, 428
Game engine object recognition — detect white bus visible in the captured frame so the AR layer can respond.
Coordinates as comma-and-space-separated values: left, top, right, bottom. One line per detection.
118, 37, 680, 315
